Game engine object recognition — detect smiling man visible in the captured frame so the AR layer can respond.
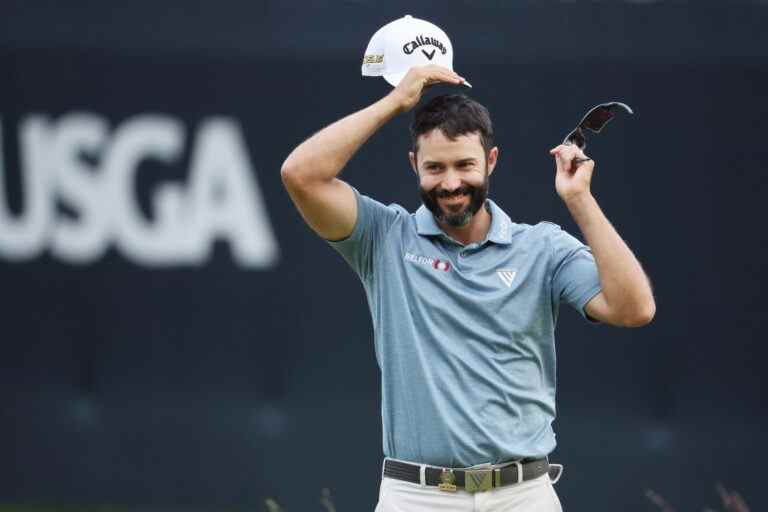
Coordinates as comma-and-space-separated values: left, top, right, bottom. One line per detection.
281, 65, 655, 512
410, 96, 496, 245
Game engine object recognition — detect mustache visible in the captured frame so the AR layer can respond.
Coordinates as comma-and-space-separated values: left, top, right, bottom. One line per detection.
432, 185, 474, 199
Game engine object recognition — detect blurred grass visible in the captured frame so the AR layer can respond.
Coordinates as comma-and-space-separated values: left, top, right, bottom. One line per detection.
0, 488, 336, 512
646, 483, 751, 512
264, 488, 336, 512
0, 507, 131, 512
0, 507, 243, 512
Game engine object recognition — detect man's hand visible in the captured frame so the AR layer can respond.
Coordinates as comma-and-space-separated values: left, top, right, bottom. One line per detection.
549, 144, 595, 203
387, 65, 467, 113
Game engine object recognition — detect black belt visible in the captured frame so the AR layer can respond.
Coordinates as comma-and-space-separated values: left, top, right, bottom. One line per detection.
383, 457, 550, 493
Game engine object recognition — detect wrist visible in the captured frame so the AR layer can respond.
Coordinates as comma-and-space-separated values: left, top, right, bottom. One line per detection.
382, 90, 407, 115
563, 191, 596, 211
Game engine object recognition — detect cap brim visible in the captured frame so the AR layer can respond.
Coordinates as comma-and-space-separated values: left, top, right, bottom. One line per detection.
383, 71, 407, 87
382, 72, 473, 89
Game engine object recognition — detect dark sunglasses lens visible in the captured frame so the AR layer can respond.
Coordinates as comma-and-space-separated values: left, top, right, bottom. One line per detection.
582, 106, 615, 132
562, 102, 632, 151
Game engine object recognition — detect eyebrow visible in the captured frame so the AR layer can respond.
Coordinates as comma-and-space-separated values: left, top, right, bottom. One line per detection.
423, 158, 478, 166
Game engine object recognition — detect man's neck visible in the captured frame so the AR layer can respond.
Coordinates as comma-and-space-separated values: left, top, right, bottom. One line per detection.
438, 203, 492, 246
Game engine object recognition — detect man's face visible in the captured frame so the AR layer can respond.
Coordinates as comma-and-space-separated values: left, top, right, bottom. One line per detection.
410, 130, 497, 228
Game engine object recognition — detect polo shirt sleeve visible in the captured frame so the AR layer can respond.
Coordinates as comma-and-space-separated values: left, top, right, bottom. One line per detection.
325, 187, 401, 280
548, 224, 603, 323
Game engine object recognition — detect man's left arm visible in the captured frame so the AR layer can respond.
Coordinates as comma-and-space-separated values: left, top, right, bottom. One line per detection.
549, 144, 656, 328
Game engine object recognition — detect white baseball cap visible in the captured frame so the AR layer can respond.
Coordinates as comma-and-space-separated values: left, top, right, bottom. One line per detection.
361, 15, 470, 88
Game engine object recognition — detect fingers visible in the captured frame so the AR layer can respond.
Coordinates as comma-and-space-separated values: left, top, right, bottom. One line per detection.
549, 144, 571, 173
549, 144, 590, 173
392, 66, 470, 112
549, 146, 565, 174
421, 64, 466, 86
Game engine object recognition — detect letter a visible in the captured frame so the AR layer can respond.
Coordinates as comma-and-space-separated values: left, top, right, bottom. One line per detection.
184, 119, 279, 268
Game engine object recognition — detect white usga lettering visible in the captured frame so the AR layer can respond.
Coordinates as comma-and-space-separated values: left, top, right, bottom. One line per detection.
0, 116, 51, 259
181, 119, 278, 267
0, 113, 279, 268
102, 114, 189, 265
51, 113, 111, 263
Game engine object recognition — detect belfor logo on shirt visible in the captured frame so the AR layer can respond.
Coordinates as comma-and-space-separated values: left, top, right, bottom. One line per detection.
404, 251, 450, 272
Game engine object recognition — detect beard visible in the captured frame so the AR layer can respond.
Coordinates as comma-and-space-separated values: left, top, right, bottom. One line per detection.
419, 171, 490, 228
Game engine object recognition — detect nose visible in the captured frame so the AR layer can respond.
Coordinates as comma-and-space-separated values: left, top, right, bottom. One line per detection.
440, 170, 462, 193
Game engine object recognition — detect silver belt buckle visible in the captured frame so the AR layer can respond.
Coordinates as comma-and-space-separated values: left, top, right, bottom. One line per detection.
464, 468, 494, 493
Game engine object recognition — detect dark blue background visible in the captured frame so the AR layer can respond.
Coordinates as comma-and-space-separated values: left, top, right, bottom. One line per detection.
1, 1, 766, 511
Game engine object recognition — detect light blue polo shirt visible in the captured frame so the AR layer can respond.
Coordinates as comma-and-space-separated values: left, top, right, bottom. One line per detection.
328, 188, 602, 468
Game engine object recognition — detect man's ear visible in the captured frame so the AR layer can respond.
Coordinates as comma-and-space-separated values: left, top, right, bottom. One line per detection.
409, 151, 419, 176
487, 147, 499, 176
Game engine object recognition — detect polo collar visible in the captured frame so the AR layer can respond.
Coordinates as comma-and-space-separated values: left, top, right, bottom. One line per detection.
415, 199, 513, 245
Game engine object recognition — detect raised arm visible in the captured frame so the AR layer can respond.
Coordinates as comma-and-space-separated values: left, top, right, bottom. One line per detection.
280, 65, 466, 241
549, 143, 656, 327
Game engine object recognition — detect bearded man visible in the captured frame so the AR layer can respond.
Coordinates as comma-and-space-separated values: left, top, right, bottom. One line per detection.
281, 65, 655, 512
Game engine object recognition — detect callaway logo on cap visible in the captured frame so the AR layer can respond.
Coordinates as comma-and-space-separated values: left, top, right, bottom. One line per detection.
362, 15, 470, 87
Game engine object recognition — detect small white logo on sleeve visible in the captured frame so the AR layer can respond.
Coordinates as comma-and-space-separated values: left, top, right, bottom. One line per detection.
497, 269, 517, 288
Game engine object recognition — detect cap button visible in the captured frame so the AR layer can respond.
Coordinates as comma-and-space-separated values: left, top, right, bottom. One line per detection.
404, 14, 412, 18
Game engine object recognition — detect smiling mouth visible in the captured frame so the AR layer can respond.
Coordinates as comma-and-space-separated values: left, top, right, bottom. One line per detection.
440, 194, 469, 208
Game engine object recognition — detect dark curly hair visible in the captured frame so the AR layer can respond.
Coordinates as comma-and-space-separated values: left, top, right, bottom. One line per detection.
410, 94, 494, 160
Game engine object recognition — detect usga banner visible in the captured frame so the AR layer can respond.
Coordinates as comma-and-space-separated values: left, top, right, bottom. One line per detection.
0, 113, 279, 268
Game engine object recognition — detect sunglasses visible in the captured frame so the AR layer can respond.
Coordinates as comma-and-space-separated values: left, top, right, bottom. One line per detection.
563, 101, 634, 165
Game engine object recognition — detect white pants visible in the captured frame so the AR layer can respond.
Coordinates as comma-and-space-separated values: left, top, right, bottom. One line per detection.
375, 459, 563, 512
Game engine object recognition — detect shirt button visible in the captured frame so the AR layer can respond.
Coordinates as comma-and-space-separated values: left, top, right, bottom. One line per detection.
459, 252, 467, 258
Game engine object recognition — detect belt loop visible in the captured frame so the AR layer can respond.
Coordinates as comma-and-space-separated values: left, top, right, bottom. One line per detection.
419, 465, 426, 487
514, 461, 523, 484
381, 458, 387, 479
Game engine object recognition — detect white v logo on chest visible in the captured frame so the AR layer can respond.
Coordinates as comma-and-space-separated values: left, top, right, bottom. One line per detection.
497, 269, 517, 288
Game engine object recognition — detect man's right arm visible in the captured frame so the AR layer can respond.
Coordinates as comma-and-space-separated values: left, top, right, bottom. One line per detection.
280, 65, 466, 241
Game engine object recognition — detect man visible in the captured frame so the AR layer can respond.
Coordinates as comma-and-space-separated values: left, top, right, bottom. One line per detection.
281, 65, 655, 511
